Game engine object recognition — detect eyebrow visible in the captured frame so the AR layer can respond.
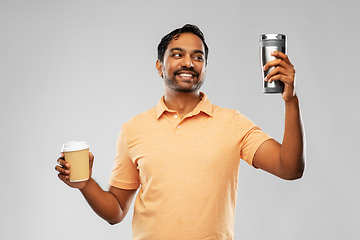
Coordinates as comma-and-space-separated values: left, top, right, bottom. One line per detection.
170, 47, 204, 55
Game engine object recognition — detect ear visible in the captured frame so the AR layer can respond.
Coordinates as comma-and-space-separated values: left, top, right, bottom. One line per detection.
155, 59, 163, 78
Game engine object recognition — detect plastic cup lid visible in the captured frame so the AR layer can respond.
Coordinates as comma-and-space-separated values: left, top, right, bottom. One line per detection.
62, 141, 89, 152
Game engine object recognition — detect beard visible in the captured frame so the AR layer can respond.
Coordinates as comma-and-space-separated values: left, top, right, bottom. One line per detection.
163, 67, 205, 93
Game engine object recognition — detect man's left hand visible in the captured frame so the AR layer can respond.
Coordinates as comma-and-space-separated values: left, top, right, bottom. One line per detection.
263, 51, 296, 102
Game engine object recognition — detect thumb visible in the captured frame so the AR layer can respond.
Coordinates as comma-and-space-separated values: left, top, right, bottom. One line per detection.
89, 152, 94, 169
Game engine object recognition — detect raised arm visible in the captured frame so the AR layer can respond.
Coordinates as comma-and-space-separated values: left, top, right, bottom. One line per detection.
252, 51, 305, 180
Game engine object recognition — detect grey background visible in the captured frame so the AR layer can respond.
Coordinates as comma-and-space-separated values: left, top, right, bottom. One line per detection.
1, 0, 359, 239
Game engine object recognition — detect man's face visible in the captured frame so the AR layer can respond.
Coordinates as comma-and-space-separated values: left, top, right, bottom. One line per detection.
156, 33, 206, 93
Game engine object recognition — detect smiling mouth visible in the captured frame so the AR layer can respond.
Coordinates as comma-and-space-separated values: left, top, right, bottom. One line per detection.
174, 68, 199, 79
176, 73, 195, 82
178, 73, 194, 78
175, 69, 198, 80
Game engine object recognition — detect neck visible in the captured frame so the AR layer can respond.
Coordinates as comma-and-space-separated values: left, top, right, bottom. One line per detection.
163, 88, 202, 118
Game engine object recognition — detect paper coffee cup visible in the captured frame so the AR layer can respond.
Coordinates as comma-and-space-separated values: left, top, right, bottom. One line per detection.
62, 141, 89, 182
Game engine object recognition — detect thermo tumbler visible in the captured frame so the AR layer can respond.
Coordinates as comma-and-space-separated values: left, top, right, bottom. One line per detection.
260, 34, 286, 93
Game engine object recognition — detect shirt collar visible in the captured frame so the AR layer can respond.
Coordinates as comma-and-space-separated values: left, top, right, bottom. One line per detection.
156, 92, 213, 119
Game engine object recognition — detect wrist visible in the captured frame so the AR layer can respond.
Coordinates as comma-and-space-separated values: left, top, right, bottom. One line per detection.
79, 177, 93, 192
284, 94, 299, 105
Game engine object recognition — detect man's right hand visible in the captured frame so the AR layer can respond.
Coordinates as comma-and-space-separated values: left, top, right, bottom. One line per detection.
55, 151, 137, 224
55, 152, 94, 189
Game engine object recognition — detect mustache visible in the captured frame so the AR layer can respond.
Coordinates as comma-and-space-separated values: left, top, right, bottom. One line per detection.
173, 67, 199, 77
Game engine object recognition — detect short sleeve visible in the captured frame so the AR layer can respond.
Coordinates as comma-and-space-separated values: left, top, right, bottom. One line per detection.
108, 126, 140, 190
234, 111, 272, 167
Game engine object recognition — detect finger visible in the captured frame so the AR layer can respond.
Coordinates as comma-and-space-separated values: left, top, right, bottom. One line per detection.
58, 173, 70, 182
271, 51, 292, 65
263, 58, 281, 71
57, 152, 64, 164
263, 58, 292, 71
270, 51, 285, 58
268, 72, 295, 85
263, 52, 293, 71
265, 65, 291, 81
57, 157, 70, 168
267, 68, 295, 84
265, 66, 285, 82
55, 165, 70, 175
89, 152, 94, 168
267, 74, 290, 83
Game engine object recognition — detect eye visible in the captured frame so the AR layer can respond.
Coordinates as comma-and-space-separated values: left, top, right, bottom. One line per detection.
193, 55, 204, 62
171, 53, 182, 58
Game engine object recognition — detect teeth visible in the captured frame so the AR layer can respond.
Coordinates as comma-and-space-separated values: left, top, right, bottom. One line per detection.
179, 73, 193, 77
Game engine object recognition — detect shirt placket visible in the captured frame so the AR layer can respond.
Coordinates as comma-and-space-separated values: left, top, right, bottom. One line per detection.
173, 113, 182, 130
164, 109, 202, 135
163, 111, 181, 131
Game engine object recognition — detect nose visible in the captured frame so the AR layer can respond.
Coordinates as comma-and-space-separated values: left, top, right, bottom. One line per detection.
181, 54, 194, 68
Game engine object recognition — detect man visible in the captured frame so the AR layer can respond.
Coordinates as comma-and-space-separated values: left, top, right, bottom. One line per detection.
56, 24, 305, 239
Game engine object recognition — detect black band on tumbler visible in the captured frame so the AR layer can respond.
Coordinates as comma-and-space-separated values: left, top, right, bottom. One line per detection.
260, 40, 286, 47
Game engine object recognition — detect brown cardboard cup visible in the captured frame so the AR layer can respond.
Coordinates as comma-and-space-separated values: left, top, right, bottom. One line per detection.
62, 141, 89, 182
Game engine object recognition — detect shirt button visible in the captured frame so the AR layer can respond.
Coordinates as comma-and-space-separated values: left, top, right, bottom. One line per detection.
177, 125, 181, 129
174, 115, 178, 119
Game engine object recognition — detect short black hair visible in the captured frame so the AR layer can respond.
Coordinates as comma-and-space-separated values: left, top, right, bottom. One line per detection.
157, 24, 209, 64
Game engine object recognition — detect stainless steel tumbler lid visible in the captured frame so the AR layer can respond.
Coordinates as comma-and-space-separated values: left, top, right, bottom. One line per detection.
260, 33, 286, 40
260, 34, 286, 47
